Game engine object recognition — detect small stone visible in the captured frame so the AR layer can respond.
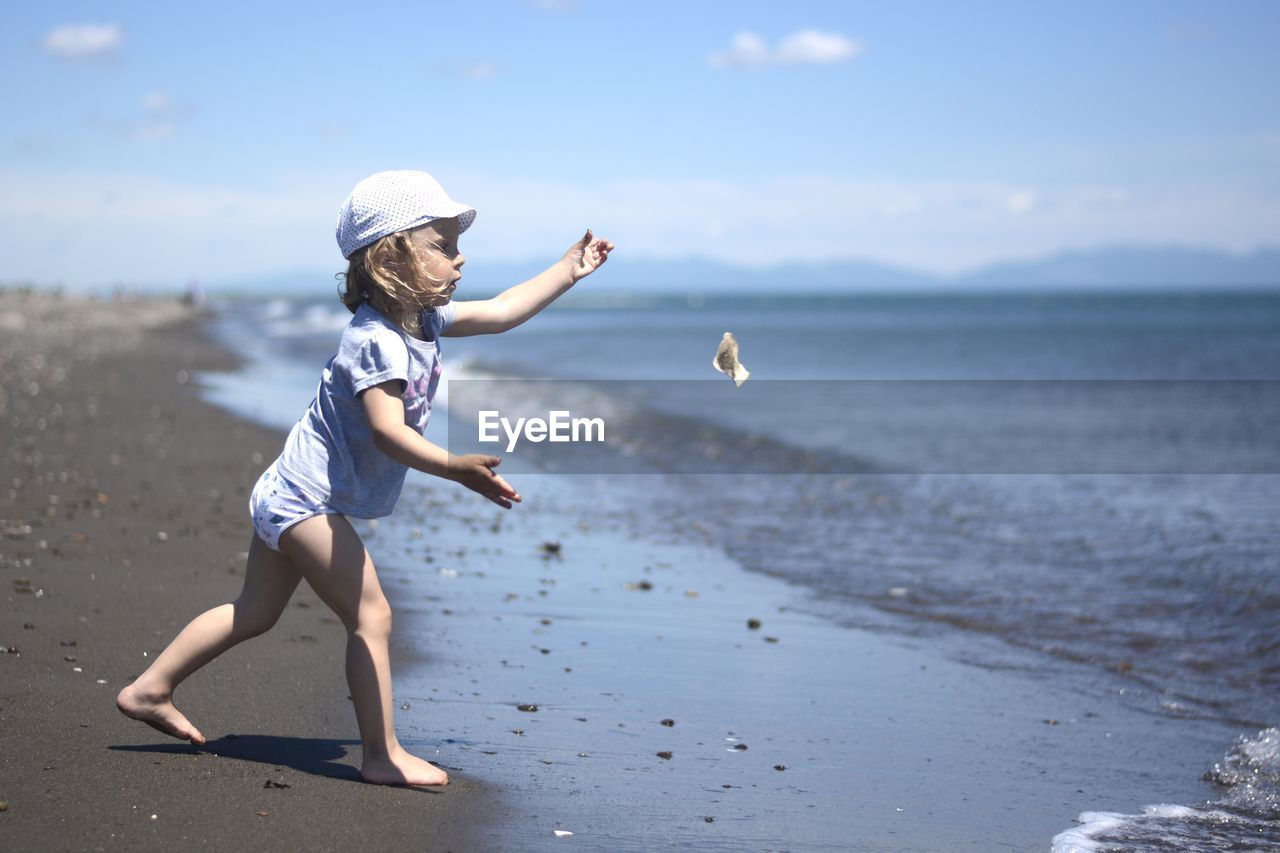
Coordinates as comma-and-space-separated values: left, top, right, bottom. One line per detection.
156, 532, 168, 542
732, 743, 748, 751
763, 636, 779, 643
256, 810, 269, 817
774, 764, 786, 771
660, 718, 675, 727
540, 540, 561, 555
517, 704, 538, 712
401, 702, 410, 710
656, 751, 673, 760
704, 816, 715, 823
746, 618, 762, 630
263, 780, 291, 789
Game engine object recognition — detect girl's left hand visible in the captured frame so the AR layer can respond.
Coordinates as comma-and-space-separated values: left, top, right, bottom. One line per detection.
562, 229, 614, 283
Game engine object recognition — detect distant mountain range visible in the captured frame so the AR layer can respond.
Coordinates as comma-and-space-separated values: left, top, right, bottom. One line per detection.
209, 244, 1280, 296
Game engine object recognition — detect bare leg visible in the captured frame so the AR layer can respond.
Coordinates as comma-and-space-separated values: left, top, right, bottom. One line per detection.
278, 513, 447, 787
116, 533, 303, 745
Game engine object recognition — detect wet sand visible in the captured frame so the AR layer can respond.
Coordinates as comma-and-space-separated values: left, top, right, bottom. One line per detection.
0, 292, 491, 851
2, 290, 1247, 851
361, 471, 1241, 851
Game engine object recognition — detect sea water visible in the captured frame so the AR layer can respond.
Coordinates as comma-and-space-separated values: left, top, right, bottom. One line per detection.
204, 289, 1280, 850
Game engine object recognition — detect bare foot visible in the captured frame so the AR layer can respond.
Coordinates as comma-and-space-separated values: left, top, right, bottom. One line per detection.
115, 683, 206, 746
362, 747, 449, 787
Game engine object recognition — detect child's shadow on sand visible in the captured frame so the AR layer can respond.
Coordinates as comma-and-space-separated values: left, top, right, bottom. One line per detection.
112, 735, 379, 785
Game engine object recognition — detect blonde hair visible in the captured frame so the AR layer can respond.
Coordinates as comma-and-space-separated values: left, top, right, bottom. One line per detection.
337, 230, 450, 334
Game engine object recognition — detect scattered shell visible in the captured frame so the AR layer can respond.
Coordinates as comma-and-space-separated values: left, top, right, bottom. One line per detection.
553, 830, 574, 837
256, 810, 269, 817
156, 532, 168, 542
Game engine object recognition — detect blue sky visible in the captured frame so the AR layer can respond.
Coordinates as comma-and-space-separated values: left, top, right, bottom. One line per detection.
3, 0, 1278, 288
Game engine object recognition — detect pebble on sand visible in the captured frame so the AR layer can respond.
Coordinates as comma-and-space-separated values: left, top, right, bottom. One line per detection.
746, 618, 762, 630
656, 751, 673, 760
518, 703, 538, 712
660, 718, 675, 727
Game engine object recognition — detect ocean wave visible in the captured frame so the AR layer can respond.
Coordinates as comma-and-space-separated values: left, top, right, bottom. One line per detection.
1052, 728, 1280, 851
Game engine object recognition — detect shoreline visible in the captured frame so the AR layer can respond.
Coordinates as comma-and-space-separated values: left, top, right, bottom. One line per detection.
199, 294, 1263, 849
0, 292, 494, 851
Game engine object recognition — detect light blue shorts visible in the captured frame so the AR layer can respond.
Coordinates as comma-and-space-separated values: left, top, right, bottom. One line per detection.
248, 461, 341, 552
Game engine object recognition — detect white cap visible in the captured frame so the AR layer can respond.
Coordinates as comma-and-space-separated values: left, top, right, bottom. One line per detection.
335, 170, 476, 259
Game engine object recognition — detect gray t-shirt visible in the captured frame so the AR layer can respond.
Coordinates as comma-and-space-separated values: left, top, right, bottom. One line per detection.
274, 300, 457, 518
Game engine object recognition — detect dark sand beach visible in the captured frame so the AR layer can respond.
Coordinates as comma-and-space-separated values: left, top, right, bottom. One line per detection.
0, 293, 492, 851
2, 291, 1264, 851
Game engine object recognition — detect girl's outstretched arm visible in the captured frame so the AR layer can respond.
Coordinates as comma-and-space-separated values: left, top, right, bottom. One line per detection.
445, 230, 614, 337
362, 381, 521, 508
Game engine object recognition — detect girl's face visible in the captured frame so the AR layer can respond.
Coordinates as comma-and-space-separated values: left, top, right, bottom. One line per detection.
406, 217, 465, 306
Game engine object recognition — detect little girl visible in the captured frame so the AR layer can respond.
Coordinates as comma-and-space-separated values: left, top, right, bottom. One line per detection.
116, 170, 614, 787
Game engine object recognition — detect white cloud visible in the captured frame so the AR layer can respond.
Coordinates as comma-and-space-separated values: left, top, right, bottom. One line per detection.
43, 23, 123, 61
88, 91, 193, 143
710, 29, 862, 71
449, 172, 1280, 275
775, 30, 862, 65
2, 168, 1278, 286
142, 91, 170, 112
1005, 190, 1036, 215
461, 62, 502, 80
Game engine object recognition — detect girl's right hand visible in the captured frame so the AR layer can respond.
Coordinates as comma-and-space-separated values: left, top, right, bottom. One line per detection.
447, 454, 522, 509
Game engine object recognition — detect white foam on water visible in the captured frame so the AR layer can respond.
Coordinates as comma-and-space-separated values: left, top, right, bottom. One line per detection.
263, 302, 351, 338
1052, 728, 1280, 852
